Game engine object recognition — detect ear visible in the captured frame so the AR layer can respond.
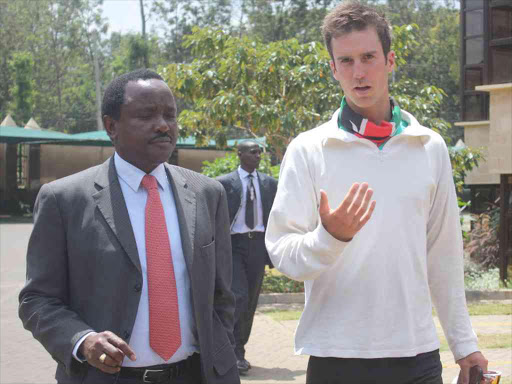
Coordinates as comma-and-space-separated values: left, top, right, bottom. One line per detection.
103, 115, 118, 142
386, 51, 396, 73
330, 60, 337, 75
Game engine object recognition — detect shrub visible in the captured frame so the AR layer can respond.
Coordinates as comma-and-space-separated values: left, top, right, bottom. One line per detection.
464, 206, 500, 268
261, 272, 304, 293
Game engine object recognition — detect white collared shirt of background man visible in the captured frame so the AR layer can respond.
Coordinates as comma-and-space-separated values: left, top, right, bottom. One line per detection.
231, 167, 265, 233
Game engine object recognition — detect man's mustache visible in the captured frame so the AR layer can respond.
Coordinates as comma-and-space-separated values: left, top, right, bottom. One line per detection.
149, 133, 172, 143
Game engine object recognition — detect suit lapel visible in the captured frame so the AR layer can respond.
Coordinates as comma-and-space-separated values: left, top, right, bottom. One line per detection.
93, 157, 141, 273
166, 164, 196, 269
229, 171, 243, 225
231, 171, 243, 200
256, 172, 270, 223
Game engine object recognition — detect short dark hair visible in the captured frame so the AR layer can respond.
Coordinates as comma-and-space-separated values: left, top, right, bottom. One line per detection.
322, 2, 391, 63
101, 69, 164, 120
238, 140, 261, 152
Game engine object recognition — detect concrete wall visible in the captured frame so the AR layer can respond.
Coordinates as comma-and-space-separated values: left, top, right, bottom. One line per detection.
479, 84, 512, 175
39, 145, 115, 186
456, 121, 500, 185
177, 148, 230, 173
1, 144, 230, 211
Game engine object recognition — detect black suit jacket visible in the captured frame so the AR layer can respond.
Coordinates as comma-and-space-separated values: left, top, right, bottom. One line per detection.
216, 170, 278, 264
19, 157, 240, 384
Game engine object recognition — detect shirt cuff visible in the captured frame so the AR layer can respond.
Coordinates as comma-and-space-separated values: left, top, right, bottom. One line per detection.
72, 332, 95, 363
452, 340, 480, 362
311, 220, 350, 262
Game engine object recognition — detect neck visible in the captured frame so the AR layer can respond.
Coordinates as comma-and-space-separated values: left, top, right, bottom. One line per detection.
346, 98, 391, 125
241, 165, 255, 173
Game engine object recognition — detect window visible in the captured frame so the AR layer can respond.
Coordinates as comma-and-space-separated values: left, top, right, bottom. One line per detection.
465, 68, 482, 90
461, 0, 487, 121
461, 0, 512, 120
489, 2, 512, 84
492, 6, 512, 39
490, 45, 512, 83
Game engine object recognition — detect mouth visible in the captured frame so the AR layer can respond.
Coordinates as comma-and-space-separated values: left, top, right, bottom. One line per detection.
354, 86, 371, 95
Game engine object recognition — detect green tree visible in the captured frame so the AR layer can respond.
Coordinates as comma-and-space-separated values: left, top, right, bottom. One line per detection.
152, 0, 232, 63
244, 0, 334, 43
162, 25, 457, 160
8, 52, 34, 124
162, 27, 339, 160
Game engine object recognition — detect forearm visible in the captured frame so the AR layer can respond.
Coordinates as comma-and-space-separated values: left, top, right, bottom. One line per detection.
266, 210, 347, 281
18, 183, 93, 373
427, 145, 478, 361
265, 141, 348, 282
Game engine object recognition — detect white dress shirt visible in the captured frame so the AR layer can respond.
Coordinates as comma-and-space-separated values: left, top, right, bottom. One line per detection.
73, 153, 198, 366
231, 167, 265, 233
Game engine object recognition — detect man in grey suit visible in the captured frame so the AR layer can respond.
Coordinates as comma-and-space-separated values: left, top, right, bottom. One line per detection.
19, 69, 240, 384
216, 141, 278, 375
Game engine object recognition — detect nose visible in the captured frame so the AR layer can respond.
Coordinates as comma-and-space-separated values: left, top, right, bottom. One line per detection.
155, 115, 171, 133
353, 60, 365, 81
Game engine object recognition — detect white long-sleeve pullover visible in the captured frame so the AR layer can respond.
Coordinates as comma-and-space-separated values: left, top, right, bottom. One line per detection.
265, 109, 478, 361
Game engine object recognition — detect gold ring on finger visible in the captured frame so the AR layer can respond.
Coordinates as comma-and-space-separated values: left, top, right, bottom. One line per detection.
99, 353, 107, 364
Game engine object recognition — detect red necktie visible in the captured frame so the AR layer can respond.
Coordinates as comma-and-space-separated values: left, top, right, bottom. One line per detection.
141, 174, 181, 360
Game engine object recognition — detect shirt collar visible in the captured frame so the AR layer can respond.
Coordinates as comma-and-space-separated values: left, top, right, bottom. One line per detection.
114, 152, 168, 192
238, 166, 258, 179
323, 108, 432, 144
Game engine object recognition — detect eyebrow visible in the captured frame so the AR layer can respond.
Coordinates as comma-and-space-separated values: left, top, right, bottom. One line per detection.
336, 50, 378, 60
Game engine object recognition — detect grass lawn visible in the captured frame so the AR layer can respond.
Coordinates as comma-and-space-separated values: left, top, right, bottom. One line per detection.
438, 333, 511, 352
263, 302, 512, 322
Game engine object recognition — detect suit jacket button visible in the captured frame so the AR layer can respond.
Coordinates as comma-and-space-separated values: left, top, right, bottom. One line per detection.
134, 283, 142, 292
123, 331, 130, 339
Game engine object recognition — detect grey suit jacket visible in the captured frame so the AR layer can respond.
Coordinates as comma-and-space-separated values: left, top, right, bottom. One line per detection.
19, 157, 239, 384
216, 170, 278, 263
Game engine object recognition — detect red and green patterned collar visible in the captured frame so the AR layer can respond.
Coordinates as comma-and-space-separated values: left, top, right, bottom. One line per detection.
337, 97, 408, 149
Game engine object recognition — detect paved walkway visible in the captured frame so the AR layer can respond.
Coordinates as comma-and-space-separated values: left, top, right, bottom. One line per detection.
241, 305, 511, 384
1, 222, 510, 384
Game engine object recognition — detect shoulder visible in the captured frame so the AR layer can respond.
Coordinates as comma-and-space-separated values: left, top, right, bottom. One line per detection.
258, 172, 277, 185
168, 164, 225, 195
281, 121, 332, 171
216, 170, 238, 184
402, 110, 446, 145
43, 162, 104, 194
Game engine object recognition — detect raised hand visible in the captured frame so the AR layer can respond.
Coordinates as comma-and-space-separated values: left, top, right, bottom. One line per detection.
79, 331, 136, 374
319, 182, 376, 242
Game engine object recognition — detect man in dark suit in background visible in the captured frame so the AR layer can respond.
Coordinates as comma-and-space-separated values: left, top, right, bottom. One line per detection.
19, 69, 240, 384
217, 141, 278, 375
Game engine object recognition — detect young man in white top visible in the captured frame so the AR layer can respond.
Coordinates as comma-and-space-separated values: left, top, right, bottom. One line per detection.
265, 2, 488, 383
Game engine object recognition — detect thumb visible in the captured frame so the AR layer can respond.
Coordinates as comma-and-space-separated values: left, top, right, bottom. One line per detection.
319, 190, 330, 218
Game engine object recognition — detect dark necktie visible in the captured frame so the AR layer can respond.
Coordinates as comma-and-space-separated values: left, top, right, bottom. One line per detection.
245, 174, 255, 229
141, 175, 181, 360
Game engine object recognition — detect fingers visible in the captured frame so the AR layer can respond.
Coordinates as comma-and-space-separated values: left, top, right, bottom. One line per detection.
319, 183, 376, 242
359, 200, 376, 227
337, 183, 375, 225
97, 353, 122, 374
109, 334, 136, 362
458, 366, 469, 384
81, 331, 136, 374
318, 190, 330, 219
338, 182, 360, 212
